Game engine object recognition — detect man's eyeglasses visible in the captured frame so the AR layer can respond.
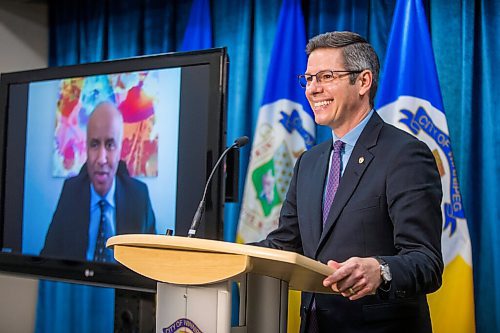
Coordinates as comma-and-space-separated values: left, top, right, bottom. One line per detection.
297, 70, 363, 88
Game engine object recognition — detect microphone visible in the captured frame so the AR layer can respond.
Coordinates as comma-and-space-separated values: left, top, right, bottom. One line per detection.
187, 136, 249, 238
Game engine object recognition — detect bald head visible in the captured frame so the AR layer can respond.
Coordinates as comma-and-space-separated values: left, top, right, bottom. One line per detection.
86, 102, 124, 196
87, 102, 124, 144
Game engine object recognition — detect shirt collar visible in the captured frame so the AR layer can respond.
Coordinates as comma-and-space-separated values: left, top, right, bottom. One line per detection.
90, 178, 116, 209
332, 109, 374, 147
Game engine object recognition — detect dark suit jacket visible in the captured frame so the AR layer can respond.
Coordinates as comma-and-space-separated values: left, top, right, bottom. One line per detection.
41, 161, 156, 260
257, 112, 443, 333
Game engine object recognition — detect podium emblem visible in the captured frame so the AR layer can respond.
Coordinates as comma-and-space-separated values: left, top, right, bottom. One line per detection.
162, 318, 204, 333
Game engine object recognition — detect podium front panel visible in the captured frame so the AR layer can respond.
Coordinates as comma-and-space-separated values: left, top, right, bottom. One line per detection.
156, 281, 231, 333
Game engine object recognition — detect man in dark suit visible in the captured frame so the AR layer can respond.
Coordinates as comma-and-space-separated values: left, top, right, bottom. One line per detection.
41, 102, 156, 261
256, 31, 443, 332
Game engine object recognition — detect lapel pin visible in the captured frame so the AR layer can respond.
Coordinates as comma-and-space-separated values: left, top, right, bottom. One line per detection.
358, 156, 365, 164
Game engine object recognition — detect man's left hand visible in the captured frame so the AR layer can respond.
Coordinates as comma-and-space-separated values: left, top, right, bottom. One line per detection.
323, 257, 382, 301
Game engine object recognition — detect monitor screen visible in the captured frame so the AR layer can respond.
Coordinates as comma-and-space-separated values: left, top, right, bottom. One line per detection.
0, 48, 228, 290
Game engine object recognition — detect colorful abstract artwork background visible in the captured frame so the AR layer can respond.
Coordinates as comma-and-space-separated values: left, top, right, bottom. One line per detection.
53, 71, 159, 178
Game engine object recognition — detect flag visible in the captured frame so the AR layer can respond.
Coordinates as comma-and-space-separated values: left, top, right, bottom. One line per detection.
237, 0, 313, 243
180, 0, 212, 51
376, 1, 475, 332
237, 0, 312, 331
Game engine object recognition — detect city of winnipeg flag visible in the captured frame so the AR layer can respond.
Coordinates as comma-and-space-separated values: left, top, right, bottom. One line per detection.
376, 1, 475, 332
237, 0, 313, 244
237, 0, 312, 331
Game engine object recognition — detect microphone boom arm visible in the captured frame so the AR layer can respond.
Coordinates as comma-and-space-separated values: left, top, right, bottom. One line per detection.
187, 136, 248, 238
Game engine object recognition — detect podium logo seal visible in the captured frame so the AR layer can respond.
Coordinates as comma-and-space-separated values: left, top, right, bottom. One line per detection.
162, 318, 204, 333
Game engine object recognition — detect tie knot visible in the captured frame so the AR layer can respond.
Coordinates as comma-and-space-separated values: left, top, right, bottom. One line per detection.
333, 140, 345, 154
98, 200, 106, 210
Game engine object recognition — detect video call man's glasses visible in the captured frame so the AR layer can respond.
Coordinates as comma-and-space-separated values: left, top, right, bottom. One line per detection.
297, 70, 363, 88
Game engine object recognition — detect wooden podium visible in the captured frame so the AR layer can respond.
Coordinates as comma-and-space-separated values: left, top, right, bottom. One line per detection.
107, 235, 334, 333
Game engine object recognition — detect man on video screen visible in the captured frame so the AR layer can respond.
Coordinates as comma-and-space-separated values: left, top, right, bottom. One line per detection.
41, 102, 156, 262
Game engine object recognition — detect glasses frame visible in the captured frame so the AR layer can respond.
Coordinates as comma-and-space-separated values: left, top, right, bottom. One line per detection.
297, 70, 364, 88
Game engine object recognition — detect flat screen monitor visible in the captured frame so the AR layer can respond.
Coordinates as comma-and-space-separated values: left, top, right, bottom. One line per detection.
0, 48, 228, 291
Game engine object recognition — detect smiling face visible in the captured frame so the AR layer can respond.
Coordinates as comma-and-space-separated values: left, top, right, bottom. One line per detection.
86, 103, 123, 197
305, 47, 371, 137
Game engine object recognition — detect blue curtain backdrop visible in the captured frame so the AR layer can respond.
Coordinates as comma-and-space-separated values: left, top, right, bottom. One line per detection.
37, 0, 499, 332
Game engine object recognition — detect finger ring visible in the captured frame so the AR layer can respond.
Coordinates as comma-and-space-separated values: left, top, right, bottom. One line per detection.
348, 287, 356, 295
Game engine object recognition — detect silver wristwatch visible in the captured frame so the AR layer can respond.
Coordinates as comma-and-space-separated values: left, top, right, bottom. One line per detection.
375, 257, 392, 289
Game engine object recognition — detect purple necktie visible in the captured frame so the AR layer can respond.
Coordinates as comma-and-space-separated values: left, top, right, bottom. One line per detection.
322, 140, 345, 226
308, 140, 345, 333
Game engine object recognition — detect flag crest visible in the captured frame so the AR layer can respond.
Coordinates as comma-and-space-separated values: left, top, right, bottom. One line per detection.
376, 1, 475, 332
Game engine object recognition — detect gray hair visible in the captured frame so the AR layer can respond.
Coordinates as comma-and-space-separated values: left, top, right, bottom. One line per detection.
306, 31, 380, 107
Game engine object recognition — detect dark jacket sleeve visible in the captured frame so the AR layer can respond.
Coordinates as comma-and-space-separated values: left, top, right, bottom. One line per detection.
115, 168, 157, 235
381, 138, 444, 298
142, 185, 156, 234
40, 176, 89, 260
40, 182, 68, 257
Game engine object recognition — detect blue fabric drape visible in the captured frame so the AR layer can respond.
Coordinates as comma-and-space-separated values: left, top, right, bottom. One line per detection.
36, 282, 114, 333
37, 1, 499, 332
431, 1, 500, 332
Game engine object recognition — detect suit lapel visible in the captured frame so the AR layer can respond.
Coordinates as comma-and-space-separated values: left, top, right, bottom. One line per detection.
306, 143, 332, 246
79, 180, 91, 258
115, 176, 125, 235
316, 113, 384, 255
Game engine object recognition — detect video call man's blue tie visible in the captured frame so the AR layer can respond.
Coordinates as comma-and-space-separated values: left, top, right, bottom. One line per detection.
94, 199, 114, 262
309, 140, 345, 333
